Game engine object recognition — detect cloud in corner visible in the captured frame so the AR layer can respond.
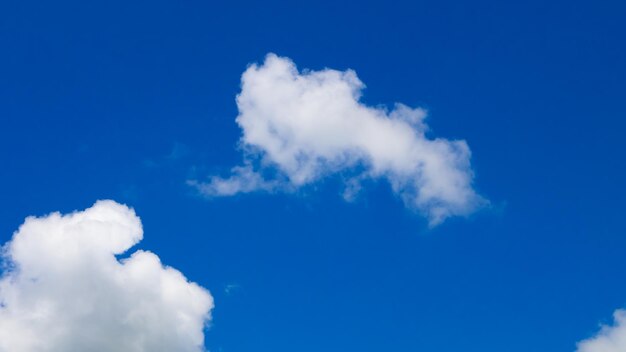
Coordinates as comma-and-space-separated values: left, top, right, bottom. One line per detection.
0, 200, 213, 352
191, 54, 486, 225
577, 310, 626, 352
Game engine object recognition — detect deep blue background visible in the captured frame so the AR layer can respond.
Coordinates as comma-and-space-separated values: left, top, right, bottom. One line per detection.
1, 1, 625, 351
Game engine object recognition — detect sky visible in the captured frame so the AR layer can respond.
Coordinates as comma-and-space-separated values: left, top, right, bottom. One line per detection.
0, 0, 625, 351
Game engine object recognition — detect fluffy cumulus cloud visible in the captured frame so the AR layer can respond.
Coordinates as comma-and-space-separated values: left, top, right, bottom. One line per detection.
0, 200, 213, 352
577, 310, 626, 352
192, 53, 485, 225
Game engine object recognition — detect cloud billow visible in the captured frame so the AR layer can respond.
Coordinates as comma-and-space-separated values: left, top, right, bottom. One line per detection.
577, 310, 626, 352
0, 200, 213, 352
192, 54, 485, 225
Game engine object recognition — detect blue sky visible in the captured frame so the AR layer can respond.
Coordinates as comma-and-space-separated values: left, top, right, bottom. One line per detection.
1, 0, 625, 351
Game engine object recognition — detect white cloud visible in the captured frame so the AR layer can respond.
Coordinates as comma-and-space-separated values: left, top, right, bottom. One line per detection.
192, 53, 485, 225
577, 310, 626, 352
188, 163, 278, 197
0, 200, 213, 352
